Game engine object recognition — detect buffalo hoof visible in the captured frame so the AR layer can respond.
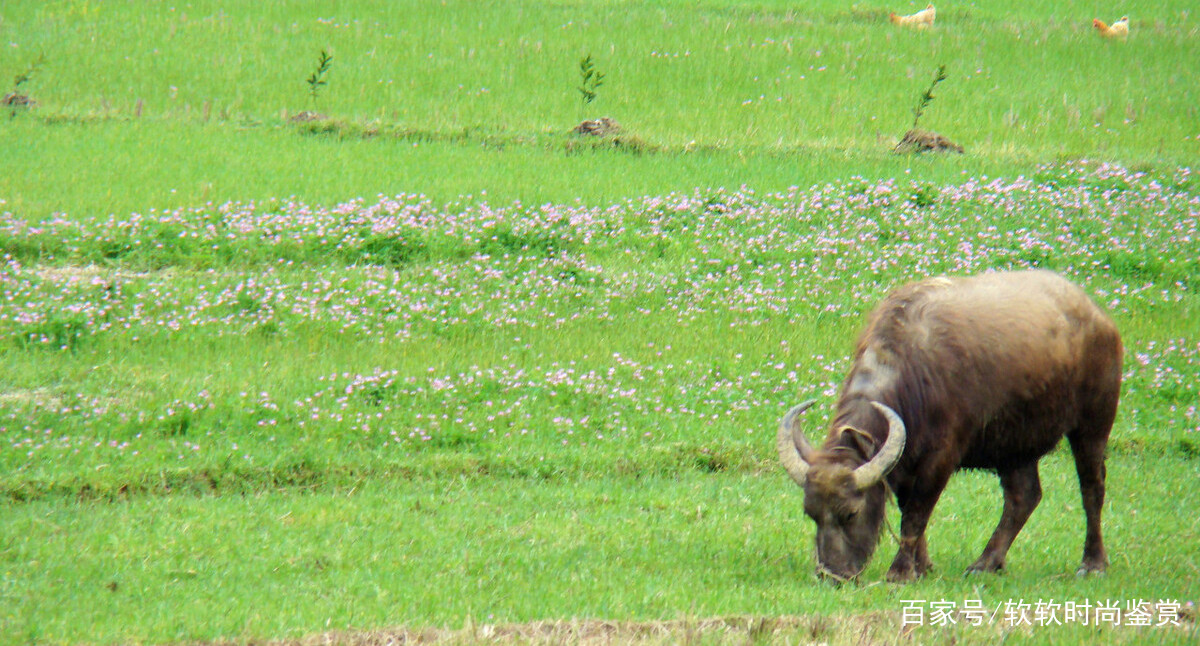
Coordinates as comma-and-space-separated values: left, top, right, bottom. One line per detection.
886, 566, 925, 583
965, 555, 1005, 574
887, 554, 931, 582
1076, 554, 1108, 577
965, 565, 1003, 576
1076, 563, 1108, 577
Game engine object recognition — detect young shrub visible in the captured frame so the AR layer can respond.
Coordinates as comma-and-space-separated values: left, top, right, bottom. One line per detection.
307, 49, 333, 107
4, 54, 45, 118
291, 49, 333, 124
576, 53, 605, 117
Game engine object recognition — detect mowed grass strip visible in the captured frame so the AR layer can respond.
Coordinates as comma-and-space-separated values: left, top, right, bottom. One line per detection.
2, 454, 1197, 645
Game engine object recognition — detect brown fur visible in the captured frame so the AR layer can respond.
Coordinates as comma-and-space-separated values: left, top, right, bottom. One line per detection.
790, 270, 1122, 582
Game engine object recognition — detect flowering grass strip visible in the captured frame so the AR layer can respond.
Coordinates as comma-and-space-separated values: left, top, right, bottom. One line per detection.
0, 161, 1195, 282
0, 162, 1196, 499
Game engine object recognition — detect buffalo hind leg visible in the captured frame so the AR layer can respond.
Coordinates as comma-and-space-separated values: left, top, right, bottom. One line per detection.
967, 462, 1042, 574
1068, 431, 1109, 575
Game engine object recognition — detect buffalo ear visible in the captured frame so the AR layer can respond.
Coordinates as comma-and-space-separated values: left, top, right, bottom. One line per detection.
838, 425, 877, 460
851, 402, 906, 490
777, 400, 817, 487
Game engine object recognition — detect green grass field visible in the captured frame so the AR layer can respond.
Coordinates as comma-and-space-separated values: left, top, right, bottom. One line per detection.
3, 0, 1198, 216
1, 1, 1198, 644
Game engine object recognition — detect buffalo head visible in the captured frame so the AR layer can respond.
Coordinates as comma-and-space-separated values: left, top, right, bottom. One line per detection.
776, 401, 906, 581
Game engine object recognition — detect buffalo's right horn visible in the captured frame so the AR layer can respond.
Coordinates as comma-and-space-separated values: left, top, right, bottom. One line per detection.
851, 402, 906, 490
777, 400, 817, 487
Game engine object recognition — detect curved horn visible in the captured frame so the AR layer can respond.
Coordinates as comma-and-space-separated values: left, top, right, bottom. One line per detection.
851, 402, 907, 490
776, 400, 817, 487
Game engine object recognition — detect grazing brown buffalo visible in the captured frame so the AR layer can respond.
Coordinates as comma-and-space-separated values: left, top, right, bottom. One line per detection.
777, 270, 1122, 582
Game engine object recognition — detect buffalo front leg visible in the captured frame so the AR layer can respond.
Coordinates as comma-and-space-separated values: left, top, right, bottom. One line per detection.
967, 462, 1042, 574
889, 475, 950, 582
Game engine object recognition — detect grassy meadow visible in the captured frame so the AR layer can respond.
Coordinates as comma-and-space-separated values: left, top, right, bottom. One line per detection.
2, 1, 1199, 644
3, 0, 1199, 215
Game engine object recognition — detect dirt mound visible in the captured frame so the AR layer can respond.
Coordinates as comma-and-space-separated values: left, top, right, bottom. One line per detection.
894, 129, 963, 154
289, 111, 329, 123
571, 117, 622, 137
2, 92, 37, 108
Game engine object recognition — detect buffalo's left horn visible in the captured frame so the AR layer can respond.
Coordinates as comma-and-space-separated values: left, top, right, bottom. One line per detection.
777, 400, 817, 487
852, 402, 907, 490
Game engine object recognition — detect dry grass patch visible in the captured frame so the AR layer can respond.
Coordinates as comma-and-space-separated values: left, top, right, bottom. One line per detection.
195, 609, 1199, 645
204, 615, 881, 645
